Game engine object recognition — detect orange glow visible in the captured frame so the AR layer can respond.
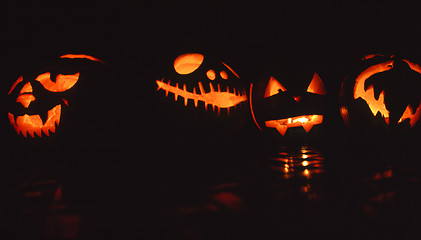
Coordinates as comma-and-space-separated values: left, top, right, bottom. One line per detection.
353, 60, 393, 121
402, 59, 421, 73
264, 76, 286, 98
206, 69, 216, 80
156, 79, 247, 115
221, 62, 240, 78
265, 115, 323, 136
35, 72, 80, 92
397, 104, 421, 127
293, 96, 302, 102
307, 73, 326, 95
220, 71, 228, 79
8, 104, 61, 137
60, 54, 104, 64
303, 169, 310, 177
173, 53, 204, 74
340, 106, 350, 125
17, 94, 36, 108
362, 54, 386, 60
302, 160, 309, 166
8, 75, 23, 95
20, 82, 33, 93
249, 83, 263, 131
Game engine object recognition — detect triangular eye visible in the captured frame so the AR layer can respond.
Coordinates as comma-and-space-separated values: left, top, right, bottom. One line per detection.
307, 73, 326, 95
173, 53, 204, 75
264, 76, 287, 98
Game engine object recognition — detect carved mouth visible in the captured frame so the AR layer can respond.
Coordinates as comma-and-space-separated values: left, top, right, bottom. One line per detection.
156, 79, 247, 115
354, 60, 421, 126
265, 115, 323, 136
8, 104, 61, 138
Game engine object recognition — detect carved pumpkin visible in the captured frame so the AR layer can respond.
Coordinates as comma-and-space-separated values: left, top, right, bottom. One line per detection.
250, 71, 327, 139
339, 54, 421, 134
7, 54, 105, 138
153, 52, 249, 138
156, 53, 247, 115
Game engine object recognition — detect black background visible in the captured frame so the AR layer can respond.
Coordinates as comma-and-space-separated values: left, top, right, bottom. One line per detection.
1, 0, 421, 239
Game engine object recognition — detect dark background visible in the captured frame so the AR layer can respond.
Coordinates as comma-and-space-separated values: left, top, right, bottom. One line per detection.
1, 0, 421, 239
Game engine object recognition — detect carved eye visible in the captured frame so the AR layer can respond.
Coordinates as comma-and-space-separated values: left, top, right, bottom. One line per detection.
173, 53, 204, 75
307, 73, 326, 95
264, 76, 287, 98
35, 72, 80, 92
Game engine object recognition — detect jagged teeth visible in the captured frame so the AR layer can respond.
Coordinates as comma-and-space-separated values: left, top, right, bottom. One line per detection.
156, 80, 248, 116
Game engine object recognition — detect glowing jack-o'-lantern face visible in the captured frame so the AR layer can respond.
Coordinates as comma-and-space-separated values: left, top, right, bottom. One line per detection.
250, 72, 327, 136
156, 53, 247, 115
340, 54, 421, 130
7, 54, 103, 138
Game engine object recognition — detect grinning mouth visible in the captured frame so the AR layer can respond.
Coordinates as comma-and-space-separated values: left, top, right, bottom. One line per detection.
265, 115, 323, 136
156, 79, 247, 115
8, 104, 61, 138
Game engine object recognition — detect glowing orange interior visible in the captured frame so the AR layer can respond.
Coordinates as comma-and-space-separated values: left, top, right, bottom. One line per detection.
353, 58, 421, 127
307, 73, 326, 95
221, 62, 240, 78
353, 60, 393, 123
174, 53, 204, 74
206, 69, 216, 80
35, 72, 80, 92
220, 71, 228, 80
265, 115, 323, 136
8, 75, 24, 95
156, 79, 247, 115
264, 76, 287, 98
60, 54, 104, 64
8, 104, 61, 138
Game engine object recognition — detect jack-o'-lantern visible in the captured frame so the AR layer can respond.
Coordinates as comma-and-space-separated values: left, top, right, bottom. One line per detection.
156, 53, 247, 114
339, 54, 421, 135
154, 52, 248, 132
7, 54, 105, 138
250, 71, 327, 139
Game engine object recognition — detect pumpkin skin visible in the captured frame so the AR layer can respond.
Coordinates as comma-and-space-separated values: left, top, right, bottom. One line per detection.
7, 54, 107, 139
154, 52, 248, 129
250, 71, 327, 140
339, 54, 421, 136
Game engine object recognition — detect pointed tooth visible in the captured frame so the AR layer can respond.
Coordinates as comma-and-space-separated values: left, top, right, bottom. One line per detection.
198, 82, 205, 94
39, 111, 49, 125
233, 88, 236, 95
35, 128, 42, 137
42, 128, 50, 137
174, 83, 178, 100
204, 103, 208, 110
212, 104, 215, 111
183, 85, 188, 106
165, 80, 170, 96
217, 84, 221, 92
209, 83, 215, 92
28, 129, 35, 138
217, 107, 220, 115
22, 129, 28, 138
50, 124, 56, 134
227, 86, 230, 93
302, 122, 314, 132
227, 107, 230, 115
156, 80, 162, 91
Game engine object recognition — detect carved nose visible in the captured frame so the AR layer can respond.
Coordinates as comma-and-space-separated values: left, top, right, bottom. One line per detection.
17, 82, 36, 108
293, 96, 302, 102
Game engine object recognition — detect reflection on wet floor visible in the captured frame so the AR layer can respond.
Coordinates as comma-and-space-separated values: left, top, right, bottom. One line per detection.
268, 145, 325, 200
3, 144, 421, 239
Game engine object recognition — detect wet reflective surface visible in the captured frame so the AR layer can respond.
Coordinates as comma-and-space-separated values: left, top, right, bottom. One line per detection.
3, 144, 421, 239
